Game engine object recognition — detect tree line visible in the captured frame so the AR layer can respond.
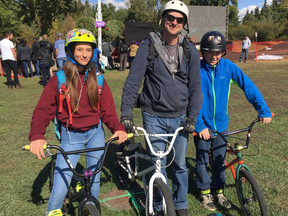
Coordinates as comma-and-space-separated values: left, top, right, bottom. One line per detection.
1, 0, 287, 44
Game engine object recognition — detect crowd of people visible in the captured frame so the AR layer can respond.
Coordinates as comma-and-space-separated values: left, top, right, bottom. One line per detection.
0, 1, 273, 216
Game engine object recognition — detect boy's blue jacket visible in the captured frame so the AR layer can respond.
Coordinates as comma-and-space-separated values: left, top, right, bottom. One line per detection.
195, 58, 271, 133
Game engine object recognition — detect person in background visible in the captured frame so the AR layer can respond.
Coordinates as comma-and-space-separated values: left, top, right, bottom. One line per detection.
102, 38, 115, 70
28, 28, 128, 215
40, 34, 54, 77
0, 32, 23, 89
195, 31, 272, 211
128, 40, 139, 68
118, 39, 128, 71
239, 35, 251, 63
31, 37, 41, 77
38, 38, 51, 86
54, 33, 67, 71
17, 38, 34, 78
120, 1, 203, 215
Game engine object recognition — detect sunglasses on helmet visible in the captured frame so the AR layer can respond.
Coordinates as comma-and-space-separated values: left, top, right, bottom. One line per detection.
165, 14, 185, 24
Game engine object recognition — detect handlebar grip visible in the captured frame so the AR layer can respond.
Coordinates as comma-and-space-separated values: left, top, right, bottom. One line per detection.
22, 144, 47, 150
127, 133, 134, 138
192, 132, 198, 136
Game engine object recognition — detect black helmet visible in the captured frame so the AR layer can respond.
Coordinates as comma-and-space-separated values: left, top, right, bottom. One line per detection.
201, 31, 226, 56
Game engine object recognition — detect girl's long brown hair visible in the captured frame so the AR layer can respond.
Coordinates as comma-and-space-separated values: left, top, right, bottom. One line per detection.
63, 44, 99, 112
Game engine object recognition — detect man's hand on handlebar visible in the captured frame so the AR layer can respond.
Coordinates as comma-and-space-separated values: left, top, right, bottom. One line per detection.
30, 139, 47, 160
120, 116, 134, 132
180, 118, 196, 133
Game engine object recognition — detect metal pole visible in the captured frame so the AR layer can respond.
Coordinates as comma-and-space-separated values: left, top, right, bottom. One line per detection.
96, 0, 102, 53
255, 32, 258, 62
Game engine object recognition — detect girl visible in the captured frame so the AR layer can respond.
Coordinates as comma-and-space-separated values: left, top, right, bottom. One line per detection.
28, 29, 127, 215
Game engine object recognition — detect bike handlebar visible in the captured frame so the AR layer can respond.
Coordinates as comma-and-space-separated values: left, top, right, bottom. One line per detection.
129, 126, 184, 158
23, 137, 120, 178
193, 118, 264, 153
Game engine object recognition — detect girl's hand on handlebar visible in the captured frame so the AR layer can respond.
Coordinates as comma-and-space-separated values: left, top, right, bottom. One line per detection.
110, 130, 128, 144
30, 139, 47, 160
261, 117, 272, 124
199, 128, 211, 140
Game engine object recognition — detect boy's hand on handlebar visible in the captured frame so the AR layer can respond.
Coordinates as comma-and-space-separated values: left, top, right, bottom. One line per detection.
30, 139, 47, 160
261, 117, 272, 124
180, 118, 196, 133
199, 128, 211, 140
110, 130, 128, 144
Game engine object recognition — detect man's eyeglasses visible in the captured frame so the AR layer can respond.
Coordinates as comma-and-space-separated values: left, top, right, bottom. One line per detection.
165, 14, 185, 24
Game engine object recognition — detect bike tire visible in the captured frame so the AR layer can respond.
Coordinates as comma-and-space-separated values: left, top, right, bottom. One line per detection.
145, 179, 175, 216
81, 202, 101, 216
235, 169, 269, 216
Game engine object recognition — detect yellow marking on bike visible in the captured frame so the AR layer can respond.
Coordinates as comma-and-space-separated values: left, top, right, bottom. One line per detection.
48, 209, 62, 216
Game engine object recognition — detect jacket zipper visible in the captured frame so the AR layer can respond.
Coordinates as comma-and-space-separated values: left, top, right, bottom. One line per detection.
210, 67, 217, 131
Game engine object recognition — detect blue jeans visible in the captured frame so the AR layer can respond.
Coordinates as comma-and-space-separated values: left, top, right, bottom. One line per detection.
40, 63, 51, 85
239, 49, 249, 63
21, 60, 34, 78
46, 123, 105, 215
56, 57, 67, 71
194, 128, 228, 192
33, 60, 40, 76
142, 111, 189, 211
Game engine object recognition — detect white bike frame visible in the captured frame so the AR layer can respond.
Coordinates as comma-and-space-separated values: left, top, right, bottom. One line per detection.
120, 126, 184, 215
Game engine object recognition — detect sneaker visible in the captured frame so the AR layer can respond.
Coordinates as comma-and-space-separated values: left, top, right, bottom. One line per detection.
216, 192, 232, 209
200, 193, 216, 211
8, 85, 13, 90
176, 209, 190, 216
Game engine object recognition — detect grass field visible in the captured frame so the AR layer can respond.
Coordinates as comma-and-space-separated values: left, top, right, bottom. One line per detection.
0, 60, 287, 216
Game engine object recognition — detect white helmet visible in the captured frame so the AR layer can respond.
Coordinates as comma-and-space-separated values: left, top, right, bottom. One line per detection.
162, 0, 189, 32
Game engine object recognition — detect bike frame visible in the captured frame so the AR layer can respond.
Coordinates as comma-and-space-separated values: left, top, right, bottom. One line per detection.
211, 118, 261, 187
120, 126, 183, 215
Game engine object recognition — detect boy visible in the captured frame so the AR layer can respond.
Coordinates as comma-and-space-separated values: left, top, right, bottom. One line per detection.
194, 31, 272, 211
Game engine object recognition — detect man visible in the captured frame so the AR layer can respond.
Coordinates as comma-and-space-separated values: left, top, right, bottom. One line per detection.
31, 37, 41, 77
102, 38, 115, 70
0, 32, 23, 90
54, 33, 67, 71
39, 34, 54, 80
120, 1, 203, 215
118, 39, 128, 71
239, 35, 251, 63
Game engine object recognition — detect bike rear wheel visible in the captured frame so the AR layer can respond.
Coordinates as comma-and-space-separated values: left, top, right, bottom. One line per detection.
145, 179, 175, 216
80, 202, 101, 216
235, 169, 268, 216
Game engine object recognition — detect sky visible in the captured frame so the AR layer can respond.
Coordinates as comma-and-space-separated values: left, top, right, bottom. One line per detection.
89, 0, 273, 21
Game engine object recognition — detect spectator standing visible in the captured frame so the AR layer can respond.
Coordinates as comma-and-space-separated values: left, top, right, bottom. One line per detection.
54, 33, 67, 71
118, 40, 128, 71
40, 34, 54, 77
128, 40, 139, 68
38, 39, 51, 86
239, 35, 251, 63
17, 38, 34, 78
102, 38, 115, 70
0, 32, 23, 90
120, 1, 203, 215
31, 37, 41, 77
195, 31, 271, 211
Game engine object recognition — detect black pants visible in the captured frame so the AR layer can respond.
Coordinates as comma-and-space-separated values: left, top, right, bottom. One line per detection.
2, 60, 19, 86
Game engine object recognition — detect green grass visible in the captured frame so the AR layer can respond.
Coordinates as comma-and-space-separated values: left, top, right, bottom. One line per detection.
0, 60, 287, 216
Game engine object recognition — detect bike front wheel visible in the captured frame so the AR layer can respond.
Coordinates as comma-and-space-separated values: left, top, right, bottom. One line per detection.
145, 179, 175, 216
235, 169, 268, 216
81, 202, 101, 216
